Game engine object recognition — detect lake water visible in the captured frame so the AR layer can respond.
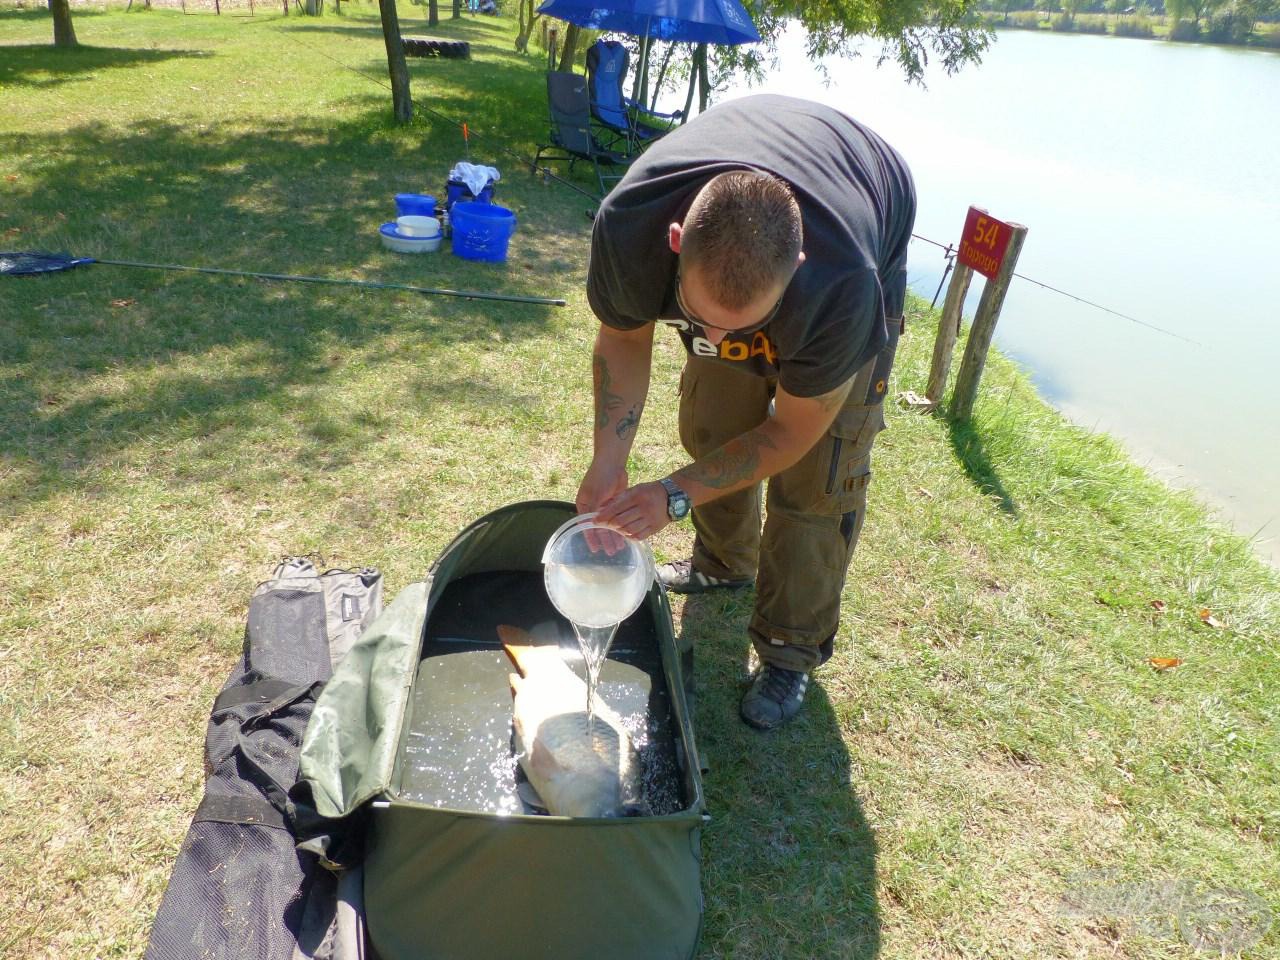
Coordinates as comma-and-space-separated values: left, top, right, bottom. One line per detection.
709, 28, 1280, 565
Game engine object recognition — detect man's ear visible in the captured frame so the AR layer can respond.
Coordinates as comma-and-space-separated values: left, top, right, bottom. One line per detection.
668, 222, 683, 255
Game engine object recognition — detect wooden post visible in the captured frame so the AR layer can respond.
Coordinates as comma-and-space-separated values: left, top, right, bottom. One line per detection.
925, 261, 974, 407
950, 223, 1028, 421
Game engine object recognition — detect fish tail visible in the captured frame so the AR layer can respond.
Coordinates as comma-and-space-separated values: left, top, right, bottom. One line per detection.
497, 624, 538, 676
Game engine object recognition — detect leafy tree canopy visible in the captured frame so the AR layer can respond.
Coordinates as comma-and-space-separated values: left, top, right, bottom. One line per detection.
732, 0, 993, 85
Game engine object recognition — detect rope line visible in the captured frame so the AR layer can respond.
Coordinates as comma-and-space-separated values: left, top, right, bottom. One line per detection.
911, 233, 1201, 347
285, 27, 1200, 347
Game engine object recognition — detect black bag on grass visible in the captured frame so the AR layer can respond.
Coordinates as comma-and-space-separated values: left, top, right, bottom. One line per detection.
145, 559, 383, 960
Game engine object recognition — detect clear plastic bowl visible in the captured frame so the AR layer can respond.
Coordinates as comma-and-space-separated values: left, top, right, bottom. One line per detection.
542, 514, 654, 628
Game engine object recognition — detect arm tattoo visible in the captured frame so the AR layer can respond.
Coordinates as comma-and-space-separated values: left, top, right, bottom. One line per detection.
615, 405, 640, 439
593, 355, 624, 430
684, 431, 777, 490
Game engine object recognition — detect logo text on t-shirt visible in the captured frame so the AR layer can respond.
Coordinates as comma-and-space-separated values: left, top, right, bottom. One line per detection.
660, 317, 778, 369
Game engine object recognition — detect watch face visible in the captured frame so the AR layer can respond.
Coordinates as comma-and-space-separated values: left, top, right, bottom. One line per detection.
662, 479, 690, 520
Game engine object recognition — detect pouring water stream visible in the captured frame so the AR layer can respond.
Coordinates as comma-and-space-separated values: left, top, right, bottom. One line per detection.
543, 514, 655, 734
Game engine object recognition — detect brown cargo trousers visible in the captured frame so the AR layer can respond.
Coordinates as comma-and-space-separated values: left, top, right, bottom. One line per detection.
677, 324, 899, 673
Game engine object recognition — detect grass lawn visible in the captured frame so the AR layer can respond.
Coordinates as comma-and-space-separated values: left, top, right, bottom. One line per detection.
2, 7, 1278, 958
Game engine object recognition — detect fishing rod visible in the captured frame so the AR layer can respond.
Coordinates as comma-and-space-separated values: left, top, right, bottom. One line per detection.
0, 252, 568, 307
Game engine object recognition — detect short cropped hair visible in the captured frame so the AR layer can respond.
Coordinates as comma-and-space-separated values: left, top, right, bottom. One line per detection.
679, 171, 802, 310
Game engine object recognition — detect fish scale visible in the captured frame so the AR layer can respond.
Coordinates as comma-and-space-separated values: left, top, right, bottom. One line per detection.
499, 624, 648, 818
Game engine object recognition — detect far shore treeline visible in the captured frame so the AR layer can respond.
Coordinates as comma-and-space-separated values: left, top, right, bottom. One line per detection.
976, 0, 1280, 47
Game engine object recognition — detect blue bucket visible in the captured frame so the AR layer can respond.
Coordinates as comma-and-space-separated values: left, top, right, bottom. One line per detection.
394, 193, 437, 217
445, 180, 495, 210
451, 202, 517, 262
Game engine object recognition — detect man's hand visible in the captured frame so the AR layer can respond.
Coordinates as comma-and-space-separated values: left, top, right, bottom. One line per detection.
576, 460, 630, 514
595, 481, 670, 541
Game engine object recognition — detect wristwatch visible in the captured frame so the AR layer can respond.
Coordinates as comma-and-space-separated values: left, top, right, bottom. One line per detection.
659, 477, 691, 521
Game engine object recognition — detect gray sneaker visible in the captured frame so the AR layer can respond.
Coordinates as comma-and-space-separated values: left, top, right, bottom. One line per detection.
740, 664, 810, 730
657, 559, 753, 595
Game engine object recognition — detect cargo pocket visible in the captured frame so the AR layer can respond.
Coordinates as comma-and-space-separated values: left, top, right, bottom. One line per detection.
770, 405, 879, 519
824, 403, 885, 496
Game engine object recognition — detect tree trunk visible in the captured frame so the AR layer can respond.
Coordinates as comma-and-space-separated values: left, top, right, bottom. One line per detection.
650, 42, 675, 111
680, 44, 697, 121
556, 24, 579, 72
377, 0, 413, 123
50, 0, 78, 47
428, 0, 438, 25
638, 35, 655, 107
632, 34, 650, 104
452, 0, 461, 19
515, 0, 539, 53
696, 43, 709, 114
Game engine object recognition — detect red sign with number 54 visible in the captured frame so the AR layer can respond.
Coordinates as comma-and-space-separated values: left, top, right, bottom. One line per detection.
957, 207, 1014, 279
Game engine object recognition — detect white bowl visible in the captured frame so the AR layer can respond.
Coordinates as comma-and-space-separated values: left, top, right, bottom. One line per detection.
396, 215, 440, 237
380, 222, 442, 254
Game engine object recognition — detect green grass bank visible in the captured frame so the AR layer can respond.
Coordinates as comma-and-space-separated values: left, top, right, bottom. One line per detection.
2, 8, 1278, 959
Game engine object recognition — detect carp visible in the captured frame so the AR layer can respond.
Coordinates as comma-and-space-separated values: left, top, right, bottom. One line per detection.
497, 624, 648, 818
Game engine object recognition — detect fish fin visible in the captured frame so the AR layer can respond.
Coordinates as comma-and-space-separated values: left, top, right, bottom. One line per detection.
497, 624, 539, 677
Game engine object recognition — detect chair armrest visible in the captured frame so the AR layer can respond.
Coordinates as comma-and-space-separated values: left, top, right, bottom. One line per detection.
623, 98, 683, 121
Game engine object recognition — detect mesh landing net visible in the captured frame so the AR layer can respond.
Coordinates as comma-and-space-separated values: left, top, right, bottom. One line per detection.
0, 251, 93, 276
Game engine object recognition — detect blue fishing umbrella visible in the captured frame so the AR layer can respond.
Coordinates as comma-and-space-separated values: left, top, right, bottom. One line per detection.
535, 0, 761, 46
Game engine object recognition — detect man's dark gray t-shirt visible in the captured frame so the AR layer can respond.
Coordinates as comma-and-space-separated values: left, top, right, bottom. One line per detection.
587, 95, 916, 398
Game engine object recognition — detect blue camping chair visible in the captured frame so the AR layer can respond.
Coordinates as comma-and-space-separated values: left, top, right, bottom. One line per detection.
533, 71, 636, 198
585, 40, 682, 153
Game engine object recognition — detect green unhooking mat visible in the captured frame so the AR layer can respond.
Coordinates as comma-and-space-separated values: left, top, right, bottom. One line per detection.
297, 501, 707, 960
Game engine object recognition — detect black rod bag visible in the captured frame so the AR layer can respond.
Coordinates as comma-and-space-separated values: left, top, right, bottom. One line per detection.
145, 559, 384, 960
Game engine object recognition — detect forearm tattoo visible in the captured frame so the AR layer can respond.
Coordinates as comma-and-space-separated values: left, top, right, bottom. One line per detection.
616, 405, 640, 439
593, 354, 625, 430
685, 431, 778, 489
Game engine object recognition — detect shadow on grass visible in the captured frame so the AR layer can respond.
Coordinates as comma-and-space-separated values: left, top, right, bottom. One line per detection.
0, 8, 109, 24
680, 591, 880, 959
275, 14, 518, 42
0, 43, 211, 89
1, 91, 588, 503
205, 14, 599, 200
945, 412, 1019, 516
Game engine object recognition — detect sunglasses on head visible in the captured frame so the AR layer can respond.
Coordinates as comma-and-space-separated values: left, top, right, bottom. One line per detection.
674, 271, 785, 337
